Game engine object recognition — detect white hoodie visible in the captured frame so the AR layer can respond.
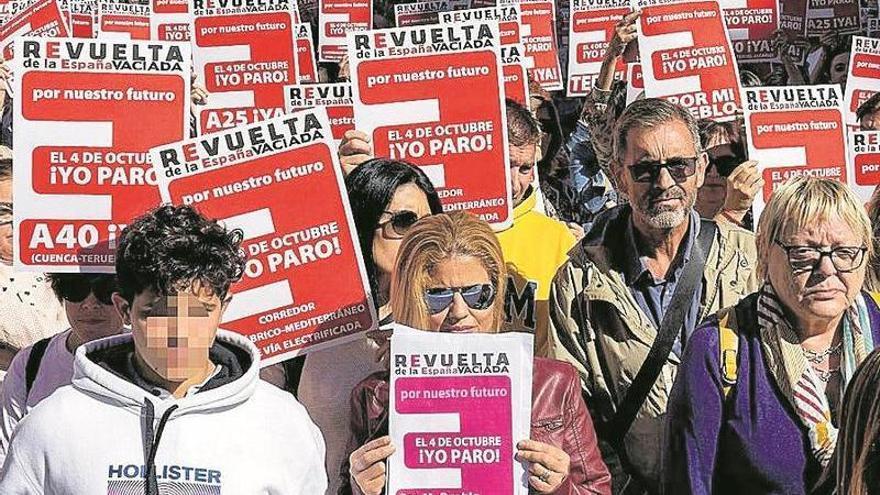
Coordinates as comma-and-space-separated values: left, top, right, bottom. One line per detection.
0, 330, 328, 494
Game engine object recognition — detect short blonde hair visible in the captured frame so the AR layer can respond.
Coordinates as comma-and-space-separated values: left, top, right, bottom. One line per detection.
756, 177, 873, 281
390, 212, 507, 331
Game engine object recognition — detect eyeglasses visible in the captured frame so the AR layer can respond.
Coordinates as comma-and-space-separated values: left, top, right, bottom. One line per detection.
774, 241, 867, 273
0, 202, 11, 227
706, 143, 745, 177
424, 284, 496, 314
58, 276, 117, 305
377, 210, 420, 240
628, 157, 698, 183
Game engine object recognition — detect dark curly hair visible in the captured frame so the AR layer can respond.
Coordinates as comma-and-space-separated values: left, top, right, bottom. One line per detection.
115, 205, 246, 303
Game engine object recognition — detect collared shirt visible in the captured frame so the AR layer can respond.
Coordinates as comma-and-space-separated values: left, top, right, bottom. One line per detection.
622, 210, 702, 356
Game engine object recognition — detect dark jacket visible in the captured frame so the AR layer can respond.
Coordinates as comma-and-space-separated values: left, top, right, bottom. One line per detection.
339, 357, 612, 495
663, 292, 880, 494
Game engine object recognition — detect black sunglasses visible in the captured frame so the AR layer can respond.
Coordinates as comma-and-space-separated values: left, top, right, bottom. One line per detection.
424, 284, 496, 314
378, 210, 420, 239
628, 157, 698, 183
58, 276, 117, 305
706, 143, 745, 177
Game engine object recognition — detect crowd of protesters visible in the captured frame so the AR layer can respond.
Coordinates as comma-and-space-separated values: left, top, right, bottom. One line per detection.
2, 1, 880, 494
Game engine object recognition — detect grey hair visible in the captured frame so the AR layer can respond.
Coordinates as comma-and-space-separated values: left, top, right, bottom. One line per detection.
612, 98, 702, 166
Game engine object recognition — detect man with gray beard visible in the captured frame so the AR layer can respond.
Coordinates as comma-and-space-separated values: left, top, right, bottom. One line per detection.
547, 99, 758, 494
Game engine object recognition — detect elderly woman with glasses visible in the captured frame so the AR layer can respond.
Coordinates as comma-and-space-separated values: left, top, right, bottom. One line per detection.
339, 211, 611, 495
663, 177, 880, 495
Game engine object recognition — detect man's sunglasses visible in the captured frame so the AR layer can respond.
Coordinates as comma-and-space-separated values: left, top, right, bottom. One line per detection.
58, 276, 117, 305
424, 284, 496, 314
706, 143, 745, 177
378, 210, 420, 239
628, 157, 698, 183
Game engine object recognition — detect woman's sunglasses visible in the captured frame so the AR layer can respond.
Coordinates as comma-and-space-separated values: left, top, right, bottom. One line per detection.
706, 143, 745, 177
424, 284, 496, 314
58, 276, 117, 305
378, 210, 420, 239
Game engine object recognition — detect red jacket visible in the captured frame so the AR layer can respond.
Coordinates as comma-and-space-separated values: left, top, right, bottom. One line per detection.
339, 357, 612, 495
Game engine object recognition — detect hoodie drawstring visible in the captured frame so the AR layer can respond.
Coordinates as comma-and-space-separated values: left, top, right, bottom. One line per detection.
142, 400, 179, 495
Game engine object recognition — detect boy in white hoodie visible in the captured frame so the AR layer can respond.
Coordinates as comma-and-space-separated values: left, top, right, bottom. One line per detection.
0, 205, 328, 494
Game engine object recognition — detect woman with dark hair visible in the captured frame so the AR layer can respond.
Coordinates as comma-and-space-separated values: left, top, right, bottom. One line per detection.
813, 349, 880, 495
296, 158, 443, 494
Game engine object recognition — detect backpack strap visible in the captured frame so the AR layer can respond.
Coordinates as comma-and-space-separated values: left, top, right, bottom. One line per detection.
25, 337, 52, 400
718, 308, 739, 399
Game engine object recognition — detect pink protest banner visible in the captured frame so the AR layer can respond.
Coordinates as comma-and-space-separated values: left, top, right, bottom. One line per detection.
318, 0, 371, 62
806, 0, 860, 35
566, 0, 629, 97
151, 0, 191, 41
190, 0, 299, 134
849, 131, 880, 203
97, 1, 151, 40
150, 108, 376, 363
520, 0, 563, 90
634, 0, 741, 121
68, 0, 95, 38
285, 82, 354, 141
395, 0, 450, 26
295, 23, 318, 83
349, 21, 513, 228
12, 37, 190, 272
743, 85, 848, 219
844, 36, 880, 131
720, 0, 779, 62
0, 0, 69, 61
389, 327, 533, 495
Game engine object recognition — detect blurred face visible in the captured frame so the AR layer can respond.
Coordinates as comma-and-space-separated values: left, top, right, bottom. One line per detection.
860, 108, 880, 131
114, 284, 225, 382
696, 133, 729, 218
426, 255, 497, 333
0, 177, 11, 265
372, 183, 432, 283
768, 215, 867, 330
615, 119, 706, 230
830, 52, 849, 88
509, 142, 539, 206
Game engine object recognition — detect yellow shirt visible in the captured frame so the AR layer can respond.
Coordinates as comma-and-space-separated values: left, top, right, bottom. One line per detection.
496, 191, 577, 357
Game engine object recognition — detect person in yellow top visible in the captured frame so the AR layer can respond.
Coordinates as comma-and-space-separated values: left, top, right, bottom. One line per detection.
497, 100, 577, 357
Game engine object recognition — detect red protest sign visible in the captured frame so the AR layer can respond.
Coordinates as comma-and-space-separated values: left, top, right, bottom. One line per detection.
395, 0, 450, 26
626, 61, 643, 102
97, 1, 151, 40
150, 109, 376, 363
191, 0, 299, 134
69, 0, 96, 38
295, 22, 318, 83
567, 0, 629, 96
349, 22, 513, 228
501, 43, 529, 104
780, 0, 807, 37
849, 131, 880, 203
720, 0, 780, 62
0, 0, 69, 60
12, 37, 190, 272
635, 0, 741, 120
743, 85, 848, 218
152, 0, 191, 41
285, 82, 354, 141
318, 0, 371, 62
844, 36, 880, 131
806, 0, 860, 35
520, 0, 563, 90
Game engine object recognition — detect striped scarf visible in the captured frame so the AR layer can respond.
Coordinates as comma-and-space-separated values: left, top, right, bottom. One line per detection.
756, 284, 873, 466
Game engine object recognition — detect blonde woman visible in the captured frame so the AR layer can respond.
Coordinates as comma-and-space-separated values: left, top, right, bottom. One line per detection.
664, 177, 880, 494
339, 212, 611, 495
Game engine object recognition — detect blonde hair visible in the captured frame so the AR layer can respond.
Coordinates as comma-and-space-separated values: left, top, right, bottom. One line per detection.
390, 211, 507, 331
756, 177, 874, 281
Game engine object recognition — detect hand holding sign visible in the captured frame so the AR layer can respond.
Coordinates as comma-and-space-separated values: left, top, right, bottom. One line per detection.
517, 439, 571, 493
338, 129, 373, 175
349, 436, 396, 495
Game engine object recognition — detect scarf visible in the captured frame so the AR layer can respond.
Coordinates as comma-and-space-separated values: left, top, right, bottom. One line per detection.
756, 284, 874, 466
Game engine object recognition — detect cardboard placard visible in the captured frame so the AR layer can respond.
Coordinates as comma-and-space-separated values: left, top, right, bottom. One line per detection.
566, 0, 629, 96
318, 0, 371, 62
12, 37, 190, 272
349, 21, 514, 228
806, 0, 860, 35
295, 22, 318, 83
151, 0, 191, 42
285, 82, 354, 140
520, 0, 563, 90
68, 0, 96, 38
844, 36, 880, 131
0, 0, 69, 61
634, 0, 742, 120
720, 0, 779, 62
743, 85, 848, 219
190, 0, 299, 134
396, 0, 451, 26
389, 327, 533, 495
97, 1, 151, 40
850, 131, 880, 202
